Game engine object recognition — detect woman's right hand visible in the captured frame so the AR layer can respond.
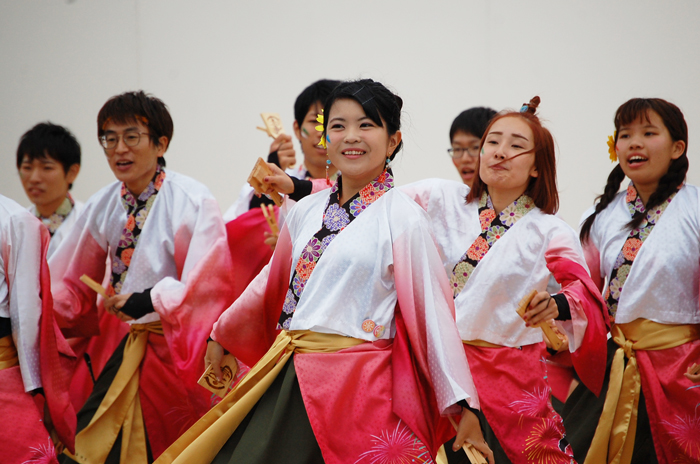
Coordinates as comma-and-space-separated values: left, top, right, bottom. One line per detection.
263, 163, 295, 195
685, 363, 700, 382
205, 339, 224, 381
453, 408, 494, 464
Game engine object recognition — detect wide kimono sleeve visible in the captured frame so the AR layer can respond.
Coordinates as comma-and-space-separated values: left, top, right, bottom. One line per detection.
390, 199, 478, 453
149, 196, 237, 391
5, 210, 77, 452
49, 203, 109, 338
211, 223, 294, 368
545, 230, 609, 396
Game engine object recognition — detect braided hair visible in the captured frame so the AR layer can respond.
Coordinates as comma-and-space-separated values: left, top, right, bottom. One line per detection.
580, 98, 688, 243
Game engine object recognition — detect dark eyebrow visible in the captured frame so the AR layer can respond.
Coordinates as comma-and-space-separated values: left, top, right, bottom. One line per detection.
512, 133, 529, 142
104, 126, 139, 134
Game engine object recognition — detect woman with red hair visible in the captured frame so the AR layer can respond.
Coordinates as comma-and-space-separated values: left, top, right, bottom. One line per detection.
403, 97, 608, 463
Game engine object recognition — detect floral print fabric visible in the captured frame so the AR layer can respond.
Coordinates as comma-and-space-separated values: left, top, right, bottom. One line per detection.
108, 165, 166, 296
604, 183, 677, 321
35, 194, 74, 236
449, 191, 534, 298
277, 170, 394, 330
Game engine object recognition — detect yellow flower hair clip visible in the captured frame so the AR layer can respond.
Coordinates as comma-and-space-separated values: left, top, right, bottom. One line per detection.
315, 110, 326, 149
607, 131, 617, 163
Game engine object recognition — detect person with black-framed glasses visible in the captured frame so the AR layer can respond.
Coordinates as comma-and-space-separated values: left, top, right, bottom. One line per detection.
448, 107, 497, 187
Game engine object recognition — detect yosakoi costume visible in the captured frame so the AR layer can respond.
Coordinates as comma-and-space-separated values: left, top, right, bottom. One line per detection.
403, 179, 607, 464
33, 194, 129, 413
29, 193, 84, 257
564, 183, 700, 464
157, 171, 477, 464
50, 167, 236, 463
0, 195, 76, 463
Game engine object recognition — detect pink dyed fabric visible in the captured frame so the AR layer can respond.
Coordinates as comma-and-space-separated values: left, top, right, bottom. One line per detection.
637, 338, 700, 463
0, 366, 59, 463
37, 224, 77, 453
213, 223, 464, 462
465, 343, 574, 464
546, 253, 608, 396
225, 206, 275, 302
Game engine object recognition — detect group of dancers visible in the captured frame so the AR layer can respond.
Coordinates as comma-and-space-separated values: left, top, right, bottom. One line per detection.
2, 78, 699, 464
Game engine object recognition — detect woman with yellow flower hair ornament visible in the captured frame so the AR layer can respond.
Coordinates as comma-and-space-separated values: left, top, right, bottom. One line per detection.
155, 79, 492, 464
565, 98, 700, 464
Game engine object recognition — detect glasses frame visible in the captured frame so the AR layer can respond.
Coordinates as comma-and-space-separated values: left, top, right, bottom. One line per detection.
100, 131, 150, 150
447, 146, 480, 159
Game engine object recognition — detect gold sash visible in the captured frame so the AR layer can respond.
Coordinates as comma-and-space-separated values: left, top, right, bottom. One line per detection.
64, 321, 163, 464
463, 339, 503, 348
155, 329, 364, 464
0, 335, 19, 370
585, 319, 700, 464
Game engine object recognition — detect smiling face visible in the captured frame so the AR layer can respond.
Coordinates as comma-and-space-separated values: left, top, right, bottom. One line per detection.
616, 110, 685, 192
479, 116, 538, 198
19, 155, 79, 215
102, 120, 167, 195
451, 131, 481, 186
326, 98, 401, 197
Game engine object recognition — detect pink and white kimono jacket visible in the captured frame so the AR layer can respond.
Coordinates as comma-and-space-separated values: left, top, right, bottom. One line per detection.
1, 194, 76, 462
403, 179, 608, 463
212, 187, 477, 463
32, 199, 129, 413
49, 170, 236, 458
582, 184, 700, 463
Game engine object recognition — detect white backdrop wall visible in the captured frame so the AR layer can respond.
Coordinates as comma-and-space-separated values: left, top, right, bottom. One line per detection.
1, 0, 698, 227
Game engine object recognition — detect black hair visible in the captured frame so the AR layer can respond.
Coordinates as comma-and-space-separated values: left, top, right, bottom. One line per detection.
294, 79, 341, 127
97, 90, 173, 167
580, 98, 689, 243
449, 107, 497, 141
322, 79, 403, 160
16, 122, 81, 189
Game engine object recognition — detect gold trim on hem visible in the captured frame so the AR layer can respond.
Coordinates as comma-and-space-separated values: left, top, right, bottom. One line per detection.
463, 339, 503, 348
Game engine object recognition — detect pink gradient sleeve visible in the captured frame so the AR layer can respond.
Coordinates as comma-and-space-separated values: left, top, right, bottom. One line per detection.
582, 240, 605, 292
150, 198, 237, 391
390, 218, 477, 452
211, 223, 294, 368
546, 246, 608, 396
50, 224, 108, 338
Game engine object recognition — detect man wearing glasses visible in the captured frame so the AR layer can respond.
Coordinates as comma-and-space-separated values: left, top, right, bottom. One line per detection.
447, 107, 497, 187
51, 91, 235, 463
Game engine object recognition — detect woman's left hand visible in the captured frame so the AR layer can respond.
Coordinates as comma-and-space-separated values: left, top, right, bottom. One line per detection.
685, 363, 700, 382
453, 408, 494, 464
524, 291, 558, 327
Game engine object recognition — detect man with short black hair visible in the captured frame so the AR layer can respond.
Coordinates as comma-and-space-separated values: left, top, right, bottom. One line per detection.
52, 90, 235, 463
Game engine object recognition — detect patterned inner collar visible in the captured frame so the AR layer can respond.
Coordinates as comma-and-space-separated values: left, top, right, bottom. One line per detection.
35, 194, 74, 236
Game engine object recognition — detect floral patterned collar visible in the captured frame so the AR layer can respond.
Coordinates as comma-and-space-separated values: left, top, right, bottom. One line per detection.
35, 194, 74, 236
450, 191, 535, 298
604, 182, 679, 320
108, 165, 166, 296
277, 170, 394, 331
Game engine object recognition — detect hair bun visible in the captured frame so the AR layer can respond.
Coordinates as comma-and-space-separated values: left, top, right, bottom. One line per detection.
520, 96, 541, 114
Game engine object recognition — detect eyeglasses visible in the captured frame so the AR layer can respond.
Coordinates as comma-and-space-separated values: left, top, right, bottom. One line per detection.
447, 146, 480, 159
100, 131, 149, 150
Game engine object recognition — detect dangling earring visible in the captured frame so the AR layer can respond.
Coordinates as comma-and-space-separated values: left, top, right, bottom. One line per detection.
326, 156, 332, 186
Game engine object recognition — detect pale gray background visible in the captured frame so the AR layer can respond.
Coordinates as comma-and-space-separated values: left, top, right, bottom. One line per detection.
2, 0, 698, 226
